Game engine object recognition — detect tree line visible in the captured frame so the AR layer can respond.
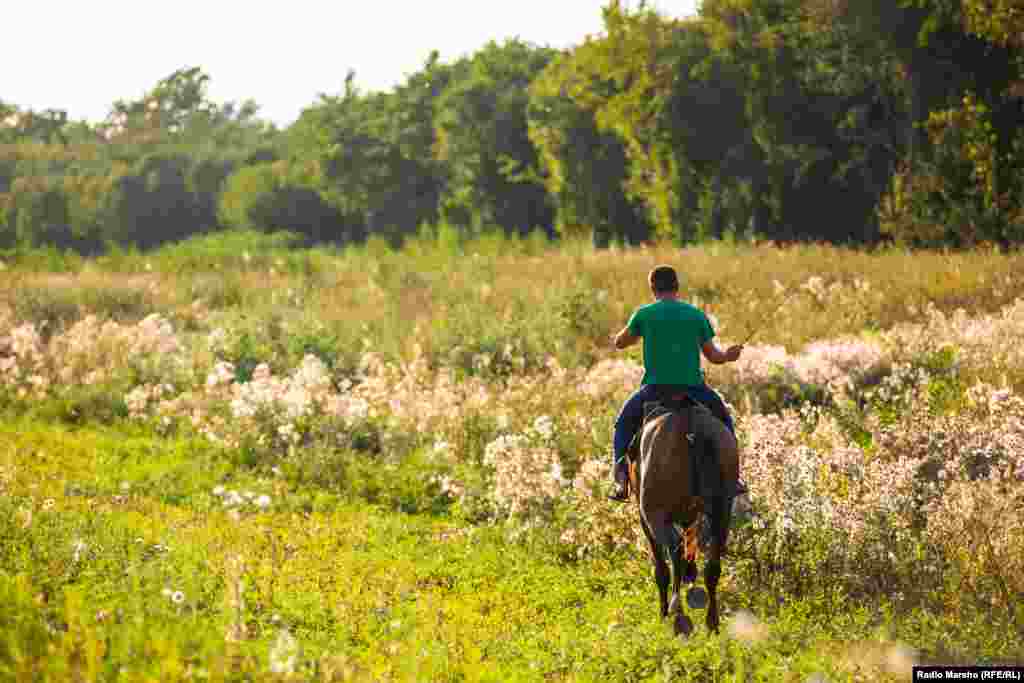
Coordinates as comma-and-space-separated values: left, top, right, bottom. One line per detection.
2, 0, 1023, 253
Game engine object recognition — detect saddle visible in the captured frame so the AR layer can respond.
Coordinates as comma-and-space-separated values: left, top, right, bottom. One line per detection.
624, 386, 699, 464
627, 386, 729, 500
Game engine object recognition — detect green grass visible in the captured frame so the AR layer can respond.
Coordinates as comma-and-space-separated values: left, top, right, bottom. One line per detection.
3, 233, 1024, 680
2, 418, 1017, 681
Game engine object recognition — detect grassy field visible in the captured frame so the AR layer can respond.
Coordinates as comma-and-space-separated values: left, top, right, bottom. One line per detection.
1, 231, 1023, 681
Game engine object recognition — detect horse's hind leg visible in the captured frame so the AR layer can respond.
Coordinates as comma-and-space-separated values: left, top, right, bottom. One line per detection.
704, 495, 732, 634
640, 515, 670, 619
667, 523, 693, 611
667, 531, 684, 615
666, 525, 695, 637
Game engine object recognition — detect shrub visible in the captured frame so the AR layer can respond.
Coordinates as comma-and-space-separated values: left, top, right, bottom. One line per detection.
218, 162, 358, 246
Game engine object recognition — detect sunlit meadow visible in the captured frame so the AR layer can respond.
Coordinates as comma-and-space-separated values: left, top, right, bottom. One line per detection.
1, 231, 1023, 681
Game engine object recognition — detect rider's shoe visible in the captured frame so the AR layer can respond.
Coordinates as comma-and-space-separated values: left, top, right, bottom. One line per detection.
608, 462, 630, 502
608, 480, 630, 502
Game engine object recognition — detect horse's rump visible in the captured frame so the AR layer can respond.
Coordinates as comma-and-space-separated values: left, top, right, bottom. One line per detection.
637, 404, 740, 516
689, 407, 740, 499
638, 410, 699, 518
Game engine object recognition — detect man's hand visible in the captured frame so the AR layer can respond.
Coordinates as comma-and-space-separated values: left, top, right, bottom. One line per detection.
613, 325, 640, 350
702, 341, 744, 364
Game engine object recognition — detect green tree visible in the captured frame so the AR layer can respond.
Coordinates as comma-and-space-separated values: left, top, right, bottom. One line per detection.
434, 39, 557, 238
289, 69, 443, 246
804, 0, 1024, 246
528, 45, 652, 247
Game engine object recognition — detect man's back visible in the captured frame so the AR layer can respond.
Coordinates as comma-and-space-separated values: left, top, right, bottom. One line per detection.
608, 264, 744, 502
628, 299, 714, 386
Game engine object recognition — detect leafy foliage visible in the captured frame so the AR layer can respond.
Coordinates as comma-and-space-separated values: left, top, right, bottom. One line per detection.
3, 4, 1024, 250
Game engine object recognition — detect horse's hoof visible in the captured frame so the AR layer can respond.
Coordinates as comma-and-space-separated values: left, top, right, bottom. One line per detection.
674, 613, 694, 638
683, 563, 698, 584
686, 587, 708, 610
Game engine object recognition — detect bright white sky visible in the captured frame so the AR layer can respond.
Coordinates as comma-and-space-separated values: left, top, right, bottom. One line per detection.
5, 0, 698, 128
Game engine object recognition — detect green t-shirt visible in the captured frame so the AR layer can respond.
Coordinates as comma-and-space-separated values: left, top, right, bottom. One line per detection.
627, 299, 714, 386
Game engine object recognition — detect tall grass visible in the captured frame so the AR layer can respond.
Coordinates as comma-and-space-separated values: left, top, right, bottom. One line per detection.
4, 230, 1024, 363
2, 231, 1023, 679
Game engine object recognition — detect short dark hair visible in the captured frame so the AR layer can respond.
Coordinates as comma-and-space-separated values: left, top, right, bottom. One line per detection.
649, 265, 679, 294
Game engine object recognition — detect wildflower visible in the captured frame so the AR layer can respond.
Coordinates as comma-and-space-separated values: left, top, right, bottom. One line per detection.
549, 462, 569, 487
533, 415, 554, 439
207, 361, 237, 388
72, 540, 87, 563
727, 610, 767, 643
207, 327, 228, 352
42, 498, 55, 510
278, 423, 297, 442
990, 388, 1013, 407
268, 628, 300, 674
255, 494, 271, 510
885, 643, 917, 676
171, 591, 185, 605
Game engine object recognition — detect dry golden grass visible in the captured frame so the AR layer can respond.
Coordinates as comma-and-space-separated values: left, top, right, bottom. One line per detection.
4, 237, 1023, 360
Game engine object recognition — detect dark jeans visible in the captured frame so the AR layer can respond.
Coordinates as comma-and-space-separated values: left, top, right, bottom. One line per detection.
612, 383, 735, 467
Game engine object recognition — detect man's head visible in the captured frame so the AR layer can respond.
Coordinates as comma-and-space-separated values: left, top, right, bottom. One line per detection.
648, 265, 679, 296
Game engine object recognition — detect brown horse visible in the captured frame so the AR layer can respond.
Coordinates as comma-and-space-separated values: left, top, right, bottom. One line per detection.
627, 394, 739, 636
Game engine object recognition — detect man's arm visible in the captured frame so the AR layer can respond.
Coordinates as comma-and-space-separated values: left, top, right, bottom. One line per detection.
702, 340, 743, 364
613, 325, 640, 350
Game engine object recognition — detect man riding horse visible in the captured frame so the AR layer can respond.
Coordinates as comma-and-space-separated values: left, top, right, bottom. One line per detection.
608, 265, 745, 502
